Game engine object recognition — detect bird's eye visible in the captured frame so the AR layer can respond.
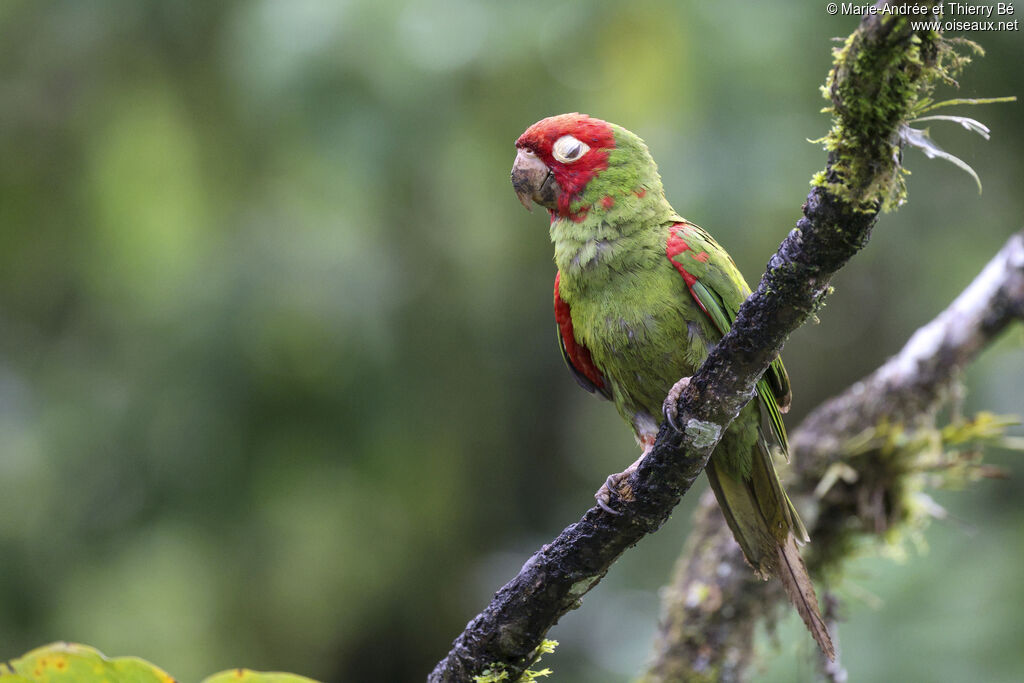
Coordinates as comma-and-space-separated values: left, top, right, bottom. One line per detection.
552, 135, 589, 164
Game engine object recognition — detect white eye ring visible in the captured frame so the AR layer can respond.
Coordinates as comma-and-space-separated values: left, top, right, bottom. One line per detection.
552, 135, 589, 164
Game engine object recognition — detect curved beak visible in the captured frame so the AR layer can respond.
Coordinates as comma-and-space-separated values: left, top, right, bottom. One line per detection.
511, 149, 558, 211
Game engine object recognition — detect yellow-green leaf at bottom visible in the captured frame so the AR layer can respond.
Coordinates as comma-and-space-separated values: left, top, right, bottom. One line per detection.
0, 642, 177, 683
0, 643, 321, 683
201, 670, 320, 683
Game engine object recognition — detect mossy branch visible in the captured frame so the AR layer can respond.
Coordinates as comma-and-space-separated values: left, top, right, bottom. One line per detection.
431, 6, 966, 681
643, 231, 1024, 682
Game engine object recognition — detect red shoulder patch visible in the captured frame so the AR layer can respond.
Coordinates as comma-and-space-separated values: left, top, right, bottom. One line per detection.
666, 223, 710, 317
554, 272, 607, 392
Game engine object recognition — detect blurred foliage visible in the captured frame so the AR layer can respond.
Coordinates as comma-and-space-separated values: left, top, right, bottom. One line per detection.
0, 642, 318, 683
0, 1, 1021, 681
810, 411, 1019, 577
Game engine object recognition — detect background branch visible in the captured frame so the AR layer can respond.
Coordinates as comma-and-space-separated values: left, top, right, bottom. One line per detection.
643, 230, 1024, 682
431, 6, 948, 681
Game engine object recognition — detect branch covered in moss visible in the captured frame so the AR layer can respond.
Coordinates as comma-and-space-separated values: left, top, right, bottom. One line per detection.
430, 6, 950, 681
792, 231, 1024, 461
643, 230, 1024, 682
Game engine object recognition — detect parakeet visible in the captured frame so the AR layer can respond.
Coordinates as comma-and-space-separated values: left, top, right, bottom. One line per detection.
511, 113, 834, 660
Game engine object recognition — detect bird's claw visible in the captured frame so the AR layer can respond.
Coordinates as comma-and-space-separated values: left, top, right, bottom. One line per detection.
595, 469, 636, 515
662, 376, 692, 433
595, 474, 623, 515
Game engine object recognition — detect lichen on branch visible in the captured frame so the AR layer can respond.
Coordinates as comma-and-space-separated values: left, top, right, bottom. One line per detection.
813, 5, 985, 211
645, 231, 1024, 682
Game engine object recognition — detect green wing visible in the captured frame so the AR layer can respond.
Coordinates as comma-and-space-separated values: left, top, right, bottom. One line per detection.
691, 280, 789, 452
668, 222, 791, 452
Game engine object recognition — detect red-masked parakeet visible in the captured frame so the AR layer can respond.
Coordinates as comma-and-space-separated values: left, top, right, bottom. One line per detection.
511, 113, 834, 660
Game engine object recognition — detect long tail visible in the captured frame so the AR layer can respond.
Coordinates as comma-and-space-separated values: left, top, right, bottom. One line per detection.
777, 534, 835, 661
706, 454, 835, 660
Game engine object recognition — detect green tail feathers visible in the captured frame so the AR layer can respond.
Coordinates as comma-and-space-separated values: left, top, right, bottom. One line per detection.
705, 448, 835, 660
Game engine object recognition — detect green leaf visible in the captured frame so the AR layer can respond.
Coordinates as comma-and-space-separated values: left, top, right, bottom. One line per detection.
0, 643, 322, 683
914, 95, 1016, 115
201, 670, 321, 683
0, 643, 176, 683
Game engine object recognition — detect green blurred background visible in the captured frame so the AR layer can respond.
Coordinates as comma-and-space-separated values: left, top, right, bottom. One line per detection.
1, 1, 1021, 681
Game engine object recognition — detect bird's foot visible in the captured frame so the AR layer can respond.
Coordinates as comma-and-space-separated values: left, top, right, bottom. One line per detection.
595, 461, 640, 515
661, 376, 692, 432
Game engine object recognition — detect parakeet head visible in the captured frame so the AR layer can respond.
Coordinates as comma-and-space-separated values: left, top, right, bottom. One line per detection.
511, 113, 663, 221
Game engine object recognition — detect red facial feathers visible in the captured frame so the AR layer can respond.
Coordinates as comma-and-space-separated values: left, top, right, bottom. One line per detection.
516, 113, 616, 218
554, 272, 607, 391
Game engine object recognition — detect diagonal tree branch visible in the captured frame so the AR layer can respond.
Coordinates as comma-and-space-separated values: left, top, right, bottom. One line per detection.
430, 5, 949, 681
792, 230, 1024, 461
643, 230, 1024, 682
